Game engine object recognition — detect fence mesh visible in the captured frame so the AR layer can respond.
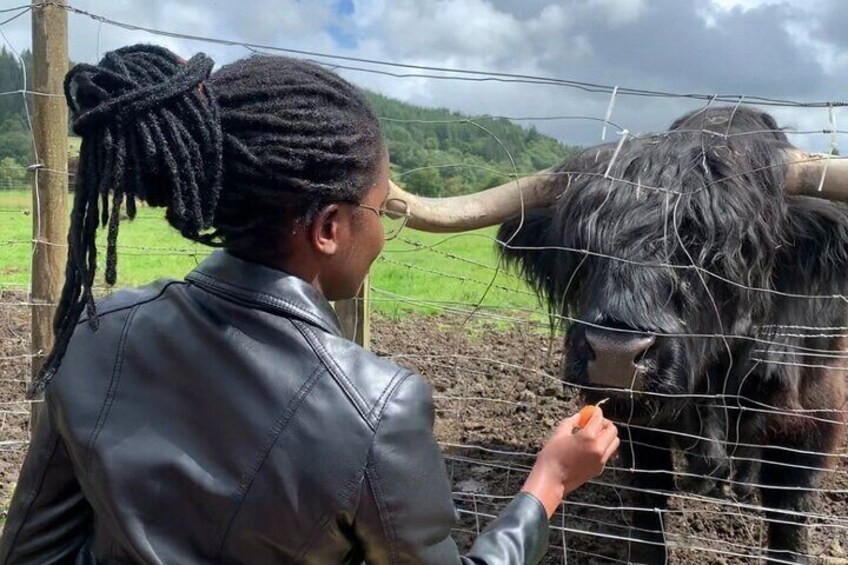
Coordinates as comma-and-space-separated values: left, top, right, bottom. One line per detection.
1, 3, 848, 563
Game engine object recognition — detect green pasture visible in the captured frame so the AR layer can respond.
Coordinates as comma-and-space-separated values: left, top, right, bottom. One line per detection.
68, 136, 82, 156
0, 190, 543, 319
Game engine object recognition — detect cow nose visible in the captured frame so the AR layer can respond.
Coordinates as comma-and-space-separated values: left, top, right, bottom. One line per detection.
584, 328, 656, 390
585, 329, 656, 362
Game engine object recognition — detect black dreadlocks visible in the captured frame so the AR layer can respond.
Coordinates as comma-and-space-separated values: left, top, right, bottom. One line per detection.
30, 45, 383, 396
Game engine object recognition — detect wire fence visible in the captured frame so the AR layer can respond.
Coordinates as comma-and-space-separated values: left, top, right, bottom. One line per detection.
1, 2, 848, 564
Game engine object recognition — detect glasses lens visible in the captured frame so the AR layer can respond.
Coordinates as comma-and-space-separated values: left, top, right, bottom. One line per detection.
382, 199, 409, 220
380, 199, 409, 240
380, 198, 409, 239
381, 214, 404, 240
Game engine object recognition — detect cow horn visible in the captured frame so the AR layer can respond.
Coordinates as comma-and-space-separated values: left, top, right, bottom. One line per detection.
386, 169, 558, 233
784, 149, 848, 201
386, 149, 848, 233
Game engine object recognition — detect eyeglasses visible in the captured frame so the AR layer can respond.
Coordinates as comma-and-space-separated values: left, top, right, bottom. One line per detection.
358, 198, 411, 241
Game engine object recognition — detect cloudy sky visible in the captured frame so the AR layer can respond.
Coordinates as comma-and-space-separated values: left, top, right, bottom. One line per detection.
3, 0, 848, 154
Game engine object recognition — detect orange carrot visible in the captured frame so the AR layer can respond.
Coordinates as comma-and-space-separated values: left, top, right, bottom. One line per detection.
577, 405, 597, 428
574, 398, 609, 432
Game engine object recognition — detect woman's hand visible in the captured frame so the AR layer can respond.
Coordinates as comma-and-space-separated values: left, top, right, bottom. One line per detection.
520, 407, 620, 518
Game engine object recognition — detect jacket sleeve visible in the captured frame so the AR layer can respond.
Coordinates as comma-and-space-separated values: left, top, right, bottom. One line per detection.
0, 397, 91, 564
353, 372, 550, 565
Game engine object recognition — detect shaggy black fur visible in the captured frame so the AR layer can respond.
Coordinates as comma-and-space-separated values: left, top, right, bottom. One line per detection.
498, 106, 848, 564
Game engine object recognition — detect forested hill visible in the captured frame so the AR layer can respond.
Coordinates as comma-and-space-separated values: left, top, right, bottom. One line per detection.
367, 92, 580, 196
0, 46, 579, 194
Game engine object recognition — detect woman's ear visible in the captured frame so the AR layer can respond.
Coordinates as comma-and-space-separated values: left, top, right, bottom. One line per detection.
309, 204, 343, 256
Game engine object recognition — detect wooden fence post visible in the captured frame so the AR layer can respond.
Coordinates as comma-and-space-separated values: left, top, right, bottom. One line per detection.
334, 275, 371, 349
30, 0, 69, 427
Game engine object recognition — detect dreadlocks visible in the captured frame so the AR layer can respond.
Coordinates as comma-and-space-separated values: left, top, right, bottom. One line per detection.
31, 45, 383, 396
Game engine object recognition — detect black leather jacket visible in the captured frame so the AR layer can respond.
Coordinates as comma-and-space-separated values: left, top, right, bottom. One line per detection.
0, 251, 549, 564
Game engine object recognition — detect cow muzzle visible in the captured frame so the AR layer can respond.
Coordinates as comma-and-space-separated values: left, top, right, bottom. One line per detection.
582, 328, 656, 390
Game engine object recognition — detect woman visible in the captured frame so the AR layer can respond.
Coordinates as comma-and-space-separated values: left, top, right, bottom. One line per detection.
0, 45, 618, 564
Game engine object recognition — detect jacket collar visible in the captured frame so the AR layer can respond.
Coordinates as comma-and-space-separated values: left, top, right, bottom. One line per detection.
186, 251, 343, 337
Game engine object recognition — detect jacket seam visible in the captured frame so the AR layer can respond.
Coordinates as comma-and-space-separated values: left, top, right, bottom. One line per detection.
292, 319, 373, 428
369, 368, 409, 422
187, 271, 340, 335
294, 472, 364, 562
294, 514, 334, 562
84, 305, 140, 474
364, 466, 398, 564
359, 371, 414, 564
0, 419, 63, 565
214, 363, 326, 557
77, 281, 178, 325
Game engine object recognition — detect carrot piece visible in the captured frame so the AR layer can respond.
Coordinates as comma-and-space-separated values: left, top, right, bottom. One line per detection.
578, 405, 597, 428
574, 398, 609, 432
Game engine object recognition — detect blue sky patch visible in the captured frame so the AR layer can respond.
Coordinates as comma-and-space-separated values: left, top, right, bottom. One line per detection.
329, 0, 358, 48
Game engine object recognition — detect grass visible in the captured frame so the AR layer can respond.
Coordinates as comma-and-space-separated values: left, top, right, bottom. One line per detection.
68, 136, 82, 157
0, 191, 208, 289
0, 190, 543, 319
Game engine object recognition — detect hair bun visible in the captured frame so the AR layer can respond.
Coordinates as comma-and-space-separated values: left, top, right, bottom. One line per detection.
65, 68, 111, 116
64, 45, 215, 135
43, 45, 225, 392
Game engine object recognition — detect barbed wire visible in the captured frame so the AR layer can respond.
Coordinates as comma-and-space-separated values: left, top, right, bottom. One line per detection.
31, 1, 848, 110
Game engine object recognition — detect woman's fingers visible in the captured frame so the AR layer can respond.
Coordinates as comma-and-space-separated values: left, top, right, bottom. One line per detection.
603, 437, 621, 463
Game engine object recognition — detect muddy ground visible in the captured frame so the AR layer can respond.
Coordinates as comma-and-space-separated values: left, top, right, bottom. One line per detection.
0, 297, 846, 563
373, 314, 848, 564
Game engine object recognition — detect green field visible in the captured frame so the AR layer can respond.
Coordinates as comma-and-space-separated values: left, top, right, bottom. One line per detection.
0, 190, 542, 319
68, 136, 82, 156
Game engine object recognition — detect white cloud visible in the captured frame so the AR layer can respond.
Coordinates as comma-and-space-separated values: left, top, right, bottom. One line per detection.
710, 0, 806, 11
363, 0, 526, 67
1, 0, 848, 154
588, 0, 646, 26
784, 19, 848, 77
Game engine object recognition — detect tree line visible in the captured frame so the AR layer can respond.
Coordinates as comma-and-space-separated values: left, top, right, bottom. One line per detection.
367, 92, 579, 196
0, 47, 34, 188
0, 49, 579, 195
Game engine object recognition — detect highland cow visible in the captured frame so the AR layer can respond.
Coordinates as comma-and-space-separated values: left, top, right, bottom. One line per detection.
495, 107, 847, 563
387, 105, 848, 564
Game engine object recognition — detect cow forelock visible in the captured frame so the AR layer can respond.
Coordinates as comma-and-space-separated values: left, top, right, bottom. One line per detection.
546, 108, 793, 332
499, 107, 805, 411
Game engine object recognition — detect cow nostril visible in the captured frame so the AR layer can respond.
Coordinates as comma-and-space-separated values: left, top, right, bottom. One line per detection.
634, 335, 656, 361
585, 329, 656, 365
